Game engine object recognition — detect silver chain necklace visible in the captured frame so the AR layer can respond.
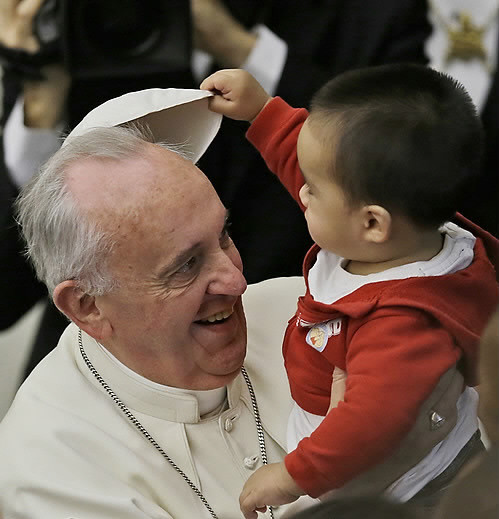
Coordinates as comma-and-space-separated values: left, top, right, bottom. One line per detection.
78, 329, 274, 519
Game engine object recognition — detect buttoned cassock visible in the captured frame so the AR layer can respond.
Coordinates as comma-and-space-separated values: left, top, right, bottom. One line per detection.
0, 276, 305, 519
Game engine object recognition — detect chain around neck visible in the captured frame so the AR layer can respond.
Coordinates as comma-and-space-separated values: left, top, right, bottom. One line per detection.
78, 329, 274, 519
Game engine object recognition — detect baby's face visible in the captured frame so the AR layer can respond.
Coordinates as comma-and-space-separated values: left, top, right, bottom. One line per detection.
297, 119, 360, 259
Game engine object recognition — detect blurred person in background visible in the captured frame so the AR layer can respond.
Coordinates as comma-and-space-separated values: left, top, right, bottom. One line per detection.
426, 0, 498, 236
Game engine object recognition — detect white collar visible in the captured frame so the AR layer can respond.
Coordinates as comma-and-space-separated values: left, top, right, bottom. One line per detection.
72, 324, 242, 423
97, 343, 227, 417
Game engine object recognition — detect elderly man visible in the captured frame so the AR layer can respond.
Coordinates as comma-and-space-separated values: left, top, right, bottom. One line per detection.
0, 90, 304, 518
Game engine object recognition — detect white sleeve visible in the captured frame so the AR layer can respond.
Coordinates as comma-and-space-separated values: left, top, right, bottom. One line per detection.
192, 25, 288, 95
3, 97, 63, 189
242, 24, 288, 96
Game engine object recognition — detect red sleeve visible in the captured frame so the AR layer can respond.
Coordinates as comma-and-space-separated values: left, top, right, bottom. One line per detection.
246, 97, 308, 208
284, 309, 462, 497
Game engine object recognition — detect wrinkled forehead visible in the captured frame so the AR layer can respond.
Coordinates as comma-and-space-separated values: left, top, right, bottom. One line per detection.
88, 148, 225, 277
66, 143, 213, 222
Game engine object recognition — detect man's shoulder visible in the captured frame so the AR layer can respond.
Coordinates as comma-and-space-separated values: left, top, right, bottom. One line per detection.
243, 276, 305, 317
243, 276, 304, 351
0, 322, 108, 446
243, 276, 305, 445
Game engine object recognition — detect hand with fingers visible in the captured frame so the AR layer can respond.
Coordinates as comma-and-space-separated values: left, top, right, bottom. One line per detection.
190, 0, 257, 68
239, 462, 304, 519
200, 68, 272, 123
0, 0, 46, 52
0, 0, 70, 129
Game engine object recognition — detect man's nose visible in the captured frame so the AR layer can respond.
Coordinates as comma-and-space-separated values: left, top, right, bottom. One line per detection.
207, 250, 247, 296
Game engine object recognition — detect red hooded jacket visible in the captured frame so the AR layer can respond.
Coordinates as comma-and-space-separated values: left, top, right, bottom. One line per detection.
247, 97, 499, 497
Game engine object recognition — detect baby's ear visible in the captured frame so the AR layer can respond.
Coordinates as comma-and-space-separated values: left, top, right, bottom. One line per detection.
359, 205, 391, 243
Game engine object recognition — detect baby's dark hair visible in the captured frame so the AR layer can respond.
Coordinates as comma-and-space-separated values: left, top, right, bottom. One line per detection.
309, 63, 483, 228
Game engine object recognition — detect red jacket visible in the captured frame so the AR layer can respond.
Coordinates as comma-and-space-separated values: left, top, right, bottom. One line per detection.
247, 97, 499, 497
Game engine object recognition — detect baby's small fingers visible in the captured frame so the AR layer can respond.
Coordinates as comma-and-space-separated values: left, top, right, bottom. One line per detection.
200, 69, 241, 94
205, 95, 231, 114
199, 74, 216, 92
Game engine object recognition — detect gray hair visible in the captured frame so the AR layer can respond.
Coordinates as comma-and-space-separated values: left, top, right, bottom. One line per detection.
15, 124, 188, 299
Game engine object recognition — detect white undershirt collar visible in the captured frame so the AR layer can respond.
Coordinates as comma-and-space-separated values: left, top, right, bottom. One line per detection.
309, 221, 476, 304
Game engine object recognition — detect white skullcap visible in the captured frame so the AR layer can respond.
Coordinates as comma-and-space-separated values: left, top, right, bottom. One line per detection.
63, 88, 221, 163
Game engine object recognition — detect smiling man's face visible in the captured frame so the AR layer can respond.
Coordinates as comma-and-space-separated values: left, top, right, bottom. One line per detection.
70, 143, 248, 389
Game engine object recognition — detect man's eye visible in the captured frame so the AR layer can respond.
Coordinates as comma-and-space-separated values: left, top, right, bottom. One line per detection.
220, 224, 233, 249
177, 256, 197, 274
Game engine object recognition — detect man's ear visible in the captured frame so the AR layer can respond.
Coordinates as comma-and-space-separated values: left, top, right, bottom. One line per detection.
53, 281, 112, 342
359, 205, 392, 244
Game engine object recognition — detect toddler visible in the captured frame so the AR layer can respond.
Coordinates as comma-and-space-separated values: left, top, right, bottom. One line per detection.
200, 65, 499, 518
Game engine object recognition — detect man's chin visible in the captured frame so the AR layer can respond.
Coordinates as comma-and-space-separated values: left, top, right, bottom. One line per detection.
192, 360, 245, 390
212, 341, 247, 376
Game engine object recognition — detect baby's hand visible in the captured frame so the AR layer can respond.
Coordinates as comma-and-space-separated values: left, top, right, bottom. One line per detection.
239, 462, 304, 519
200, 69, 271, 122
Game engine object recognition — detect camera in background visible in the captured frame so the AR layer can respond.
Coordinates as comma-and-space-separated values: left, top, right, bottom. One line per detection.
34, 0, 191, 79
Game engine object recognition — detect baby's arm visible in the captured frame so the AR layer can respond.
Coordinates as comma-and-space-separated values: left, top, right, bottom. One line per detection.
203, 70, 308, 205
238, 367, 346, 519
200, 69, 272, 122
239, 462, 304, 519
285, 313, 462, 497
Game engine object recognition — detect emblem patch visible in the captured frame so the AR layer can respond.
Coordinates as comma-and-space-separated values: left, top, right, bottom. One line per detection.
305, 318, 342, 352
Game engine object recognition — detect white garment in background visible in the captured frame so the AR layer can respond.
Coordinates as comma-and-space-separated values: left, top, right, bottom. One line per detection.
426, 0, 498, 111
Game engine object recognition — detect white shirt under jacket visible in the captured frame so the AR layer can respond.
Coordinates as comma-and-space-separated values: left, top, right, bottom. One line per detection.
0, 277, 305, 519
